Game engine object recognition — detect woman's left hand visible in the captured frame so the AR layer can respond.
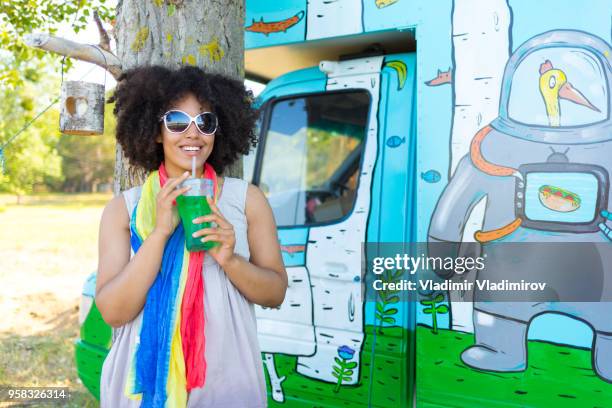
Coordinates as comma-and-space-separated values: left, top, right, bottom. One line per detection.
192, 196, 236, 267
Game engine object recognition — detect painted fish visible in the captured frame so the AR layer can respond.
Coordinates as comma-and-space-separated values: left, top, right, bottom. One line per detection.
386, 135, 406, 148
245, 11, 304, 36
280, 244, 306, 256
421, 170, 441, 183
425, 68, 452, 86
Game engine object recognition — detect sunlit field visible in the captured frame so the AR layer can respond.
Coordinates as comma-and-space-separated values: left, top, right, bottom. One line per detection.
0, 193, 112, 407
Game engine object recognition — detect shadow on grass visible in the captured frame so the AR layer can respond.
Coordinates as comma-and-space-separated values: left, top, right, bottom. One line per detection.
0, 298, 98, 407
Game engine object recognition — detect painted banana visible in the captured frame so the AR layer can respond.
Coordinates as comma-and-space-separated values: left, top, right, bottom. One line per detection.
376, 0, 399, 8
384, 60, 407, 90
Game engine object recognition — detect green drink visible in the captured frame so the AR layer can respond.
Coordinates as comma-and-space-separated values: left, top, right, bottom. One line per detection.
176, 178, 218, 252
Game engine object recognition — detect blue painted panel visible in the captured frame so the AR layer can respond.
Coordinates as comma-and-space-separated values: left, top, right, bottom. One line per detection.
362, 0, 415, 32
366, 54, 417, 245
364, 53, 416, 330
509, 0, 611, 51
278, 228, 308, 266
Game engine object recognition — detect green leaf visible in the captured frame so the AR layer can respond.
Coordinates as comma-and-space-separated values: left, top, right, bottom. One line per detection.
382, 316, 396, 324
344, 369, 354, 376
345, 362, 358, 369
334, 357, 343, 366
436, 304, 449, 314
376, 303, 385, 314
420, 300, 432, 306
423, 308, 433, 314
332, 372, 340, 379
343, 376, 352, 381
383, 308, 398, 315
333, 366, 342, 375
434, 293, 445, 303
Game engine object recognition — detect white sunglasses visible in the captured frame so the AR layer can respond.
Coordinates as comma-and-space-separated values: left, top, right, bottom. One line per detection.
160, 110, 218, 135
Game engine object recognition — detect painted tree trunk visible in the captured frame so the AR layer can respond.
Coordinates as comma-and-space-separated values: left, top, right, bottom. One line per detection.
305, 0, 363, 40
449, 0, 511, 332
112, 0, 245, 193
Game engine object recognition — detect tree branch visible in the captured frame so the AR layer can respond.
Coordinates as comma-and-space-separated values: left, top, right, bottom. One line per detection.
23, 33, 123, 79
93, 10, 112, 53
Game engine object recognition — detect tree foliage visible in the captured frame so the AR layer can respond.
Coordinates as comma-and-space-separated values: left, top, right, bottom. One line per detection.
57, 99, 116, 192
0, 72, 64, 195
0, 1, 117, 194
0, 0, 114, 88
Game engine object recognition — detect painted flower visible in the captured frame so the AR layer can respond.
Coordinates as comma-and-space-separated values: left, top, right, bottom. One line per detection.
337, 345, 355, 360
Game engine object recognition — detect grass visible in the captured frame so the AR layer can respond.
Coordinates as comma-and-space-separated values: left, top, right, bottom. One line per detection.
416, 324, 612, 408
264, 325, 410, 408
0, 193, 112, 407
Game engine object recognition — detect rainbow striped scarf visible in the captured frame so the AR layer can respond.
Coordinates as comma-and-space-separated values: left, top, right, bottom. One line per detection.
125, 163, 218, 407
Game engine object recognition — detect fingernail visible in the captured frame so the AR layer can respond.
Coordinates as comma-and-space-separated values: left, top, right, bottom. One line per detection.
192, 232, 198, 237
201, 238, 206, 242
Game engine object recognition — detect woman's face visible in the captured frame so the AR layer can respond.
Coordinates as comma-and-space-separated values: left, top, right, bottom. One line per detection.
158, 93, 215, 177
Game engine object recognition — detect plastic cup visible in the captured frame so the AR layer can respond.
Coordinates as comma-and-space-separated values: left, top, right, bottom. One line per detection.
176, 178, 218, 252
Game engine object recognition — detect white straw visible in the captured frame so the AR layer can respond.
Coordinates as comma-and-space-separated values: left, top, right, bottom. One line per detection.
192, 156, 196, 178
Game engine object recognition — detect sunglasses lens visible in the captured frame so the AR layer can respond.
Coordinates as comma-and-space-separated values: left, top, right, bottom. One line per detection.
165, 111, 190, 132
196, 112, 217, 134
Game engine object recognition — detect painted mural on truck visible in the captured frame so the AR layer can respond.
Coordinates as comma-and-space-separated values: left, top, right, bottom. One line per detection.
245, 0, 412, 49
253, 53, 414, 406
420, 1, 612, 406
245, 0, 612, 406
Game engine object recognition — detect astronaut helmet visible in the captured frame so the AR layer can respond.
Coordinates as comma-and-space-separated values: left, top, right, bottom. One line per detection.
492, 30, 612, 144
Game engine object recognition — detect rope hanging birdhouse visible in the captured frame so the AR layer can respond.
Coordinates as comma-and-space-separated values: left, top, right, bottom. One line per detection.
59, 80, 105, 135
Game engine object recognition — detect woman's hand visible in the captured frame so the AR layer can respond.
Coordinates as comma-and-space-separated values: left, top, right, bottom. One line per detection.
192, 196, 236, 267
153, 171, 191, 238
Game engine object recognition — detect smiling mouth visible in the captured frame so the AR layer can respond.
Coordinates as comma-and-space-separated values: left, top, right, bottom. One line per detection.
181, 146, 202, 152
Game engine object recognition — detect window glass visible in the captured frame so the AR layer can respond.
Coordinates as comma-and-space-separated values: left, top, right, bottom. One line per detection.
259, 91, 370, 226
507, 47, 608, 127
242, 117, 261, 183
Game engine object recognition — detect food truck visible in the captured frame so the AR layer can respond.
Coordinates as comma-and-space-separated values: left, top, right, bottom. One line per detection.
76, 0, 612, 406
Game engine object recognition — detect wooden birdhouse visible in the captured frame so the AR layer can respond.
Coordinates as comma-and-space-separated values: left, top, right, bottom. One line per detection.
59, 81, 104, 135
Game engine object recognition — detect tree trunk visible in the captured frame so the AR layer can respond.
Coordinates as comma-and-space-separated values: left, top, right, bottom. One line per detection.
449, 0, 511, 332
112, 0, 245, 193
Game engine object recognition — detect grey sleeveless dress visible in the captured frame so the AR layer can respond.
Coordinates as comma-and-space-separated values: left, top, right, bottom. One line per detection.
99, 177, 267, 408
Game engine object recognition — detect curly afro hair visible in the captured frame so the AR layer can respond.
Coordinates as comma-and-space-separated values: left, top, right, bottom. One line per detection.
109, 65, 259, 174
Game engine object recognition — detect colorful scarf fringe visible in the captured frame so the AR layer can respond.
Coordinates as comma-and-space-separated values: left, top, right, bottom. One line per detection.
124, 163, 218, 407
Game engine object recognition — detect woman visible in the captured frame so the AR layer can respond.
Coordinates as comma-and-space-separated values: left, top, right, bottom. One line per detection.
96, 65, 287, 407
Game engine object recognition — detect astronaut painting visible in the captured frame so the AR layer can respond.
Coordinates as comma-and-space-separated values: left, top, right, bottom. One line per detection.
429, 30, 612, 381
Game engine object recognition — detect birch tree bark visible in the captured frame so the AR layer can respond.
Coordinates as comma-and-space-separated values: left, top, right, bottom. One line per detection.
113, 0, 245, 192
449, 0, 511, 332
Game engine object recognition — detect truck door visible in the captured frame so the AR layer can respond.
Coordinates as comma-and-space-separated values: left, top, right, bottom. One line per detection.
363, 53, 417, 408
252, 55, 413, 407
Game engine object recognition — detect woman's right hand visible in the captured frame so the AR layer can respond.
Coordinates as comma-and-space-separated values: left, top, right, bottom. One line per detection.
153, 171, 191, 238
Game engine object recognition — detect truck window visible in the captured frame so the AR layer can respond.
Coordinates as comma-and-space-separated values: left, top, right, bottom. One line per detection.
242, 116, 261, 183
258, 91, 370, 226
